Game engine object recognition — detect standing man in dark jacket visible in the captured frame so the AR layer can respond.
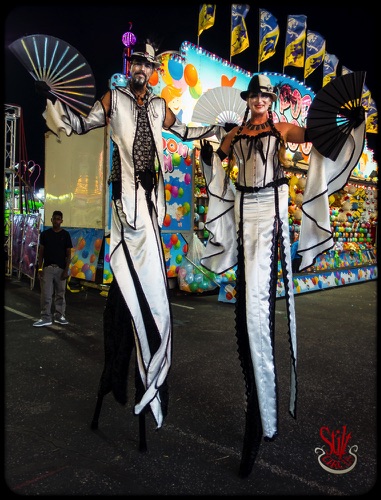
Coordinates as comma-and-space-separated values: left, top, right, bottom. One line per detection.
33, 210, 73, 327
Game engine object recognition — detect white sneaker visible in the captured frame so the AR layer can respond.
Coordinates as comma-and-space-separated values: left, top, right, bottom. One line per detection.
33, 319, 53, 327
55, 315, 69, 325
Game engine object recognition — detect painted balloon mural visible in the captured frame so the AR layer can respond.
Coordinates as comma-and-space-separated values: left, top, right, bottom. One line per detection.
68, 228, 104, 282
151, 54, 202, 103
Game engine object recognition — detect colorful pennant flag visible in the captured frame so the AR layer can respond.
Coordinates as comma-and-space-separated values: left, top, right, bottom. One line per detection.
361, 83, 371, 110
322, 53, 339, 87
258, 9, 279, 64
304, 31, 326, 79
283, 14, 307, 68
341, 66, 353, 76
366, 97, 378, 134
231, 4, 250, 57
198, 4, 216, 37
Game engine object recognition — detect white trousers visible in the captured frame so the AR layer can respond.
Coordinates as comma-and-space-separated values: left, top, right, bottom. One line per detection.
235, 184, 297, 439
109, 188, 172, 428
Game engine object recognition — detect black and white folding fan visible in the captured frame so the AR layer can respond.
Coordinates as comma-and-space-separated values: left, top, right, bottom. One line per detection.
9, 34, 96, 116
306, 71, 366, 161
192, 86, 249, 125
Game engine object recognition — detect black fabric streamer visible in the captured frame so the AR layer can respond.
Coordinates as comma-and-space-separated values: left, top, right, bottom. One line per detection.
235, 195, 263, 478
97, 278, 137, 405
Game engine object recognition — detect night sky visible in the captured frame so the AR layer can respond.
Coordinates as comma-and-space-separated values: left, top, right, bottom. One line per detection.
4, 3, 378, 187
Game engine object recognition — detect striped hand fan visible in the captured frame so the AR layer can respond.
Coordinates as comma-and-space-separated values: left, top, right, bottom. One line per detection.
9, 34, 96, 116
192, 86, 249, 125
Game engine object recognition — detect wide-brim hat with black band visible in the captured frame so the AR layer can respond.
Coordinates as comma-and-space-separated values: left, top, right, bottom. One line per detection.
240, 74, 278, 101
129, 42, 161, 69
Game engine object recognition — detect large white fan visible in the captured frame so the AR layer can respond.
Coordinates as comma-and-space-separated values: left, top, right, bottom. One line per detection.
192, 86, 249, 125
9, 34, 96, 116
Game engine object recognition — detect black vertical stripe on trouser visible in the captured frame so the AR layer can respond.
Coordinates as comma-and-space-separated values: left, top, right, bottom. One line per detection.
277, 214, 298, 420
98, 278, 136, 405
268, 188, 280, 421
235, 192, 263, 478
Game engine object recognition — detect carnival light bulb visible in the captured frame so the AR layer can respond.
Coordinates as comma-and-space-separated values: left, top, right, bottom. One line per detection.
122, 31, 136, 48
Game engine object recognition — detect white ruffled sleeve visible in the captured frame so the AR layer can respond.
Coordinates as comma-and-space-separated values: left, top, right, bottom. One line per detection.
298, 122, 366, 270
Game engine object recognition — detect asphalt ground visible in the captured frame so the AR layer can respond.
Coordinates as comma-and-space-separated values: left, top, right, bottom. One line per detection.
3, 275, 378, 496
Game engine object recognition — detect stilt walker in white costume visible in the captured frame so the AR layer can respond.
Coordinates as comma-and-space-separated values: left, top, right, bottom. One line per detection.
41, 40, 222, 448
199, 73, 366, 477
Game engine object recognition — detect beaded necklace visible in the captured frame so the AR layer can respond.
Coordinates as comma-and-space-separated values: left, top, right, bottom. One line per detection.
245, 120, 269, 131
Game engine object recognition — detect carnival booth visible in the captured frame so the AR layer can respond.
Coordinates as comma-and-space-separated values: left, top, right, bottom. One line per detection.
153, 43, 377, 298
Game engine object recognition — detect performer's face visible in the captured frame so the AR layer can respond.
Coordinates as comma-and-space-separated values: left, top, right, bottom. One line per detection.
131, 59, 154, 88
248, 93, 272, 115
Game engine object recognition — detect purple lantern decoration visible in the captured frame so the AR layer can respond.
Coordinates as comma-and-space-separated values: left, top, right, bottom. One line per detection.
122, 23, 136, 78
